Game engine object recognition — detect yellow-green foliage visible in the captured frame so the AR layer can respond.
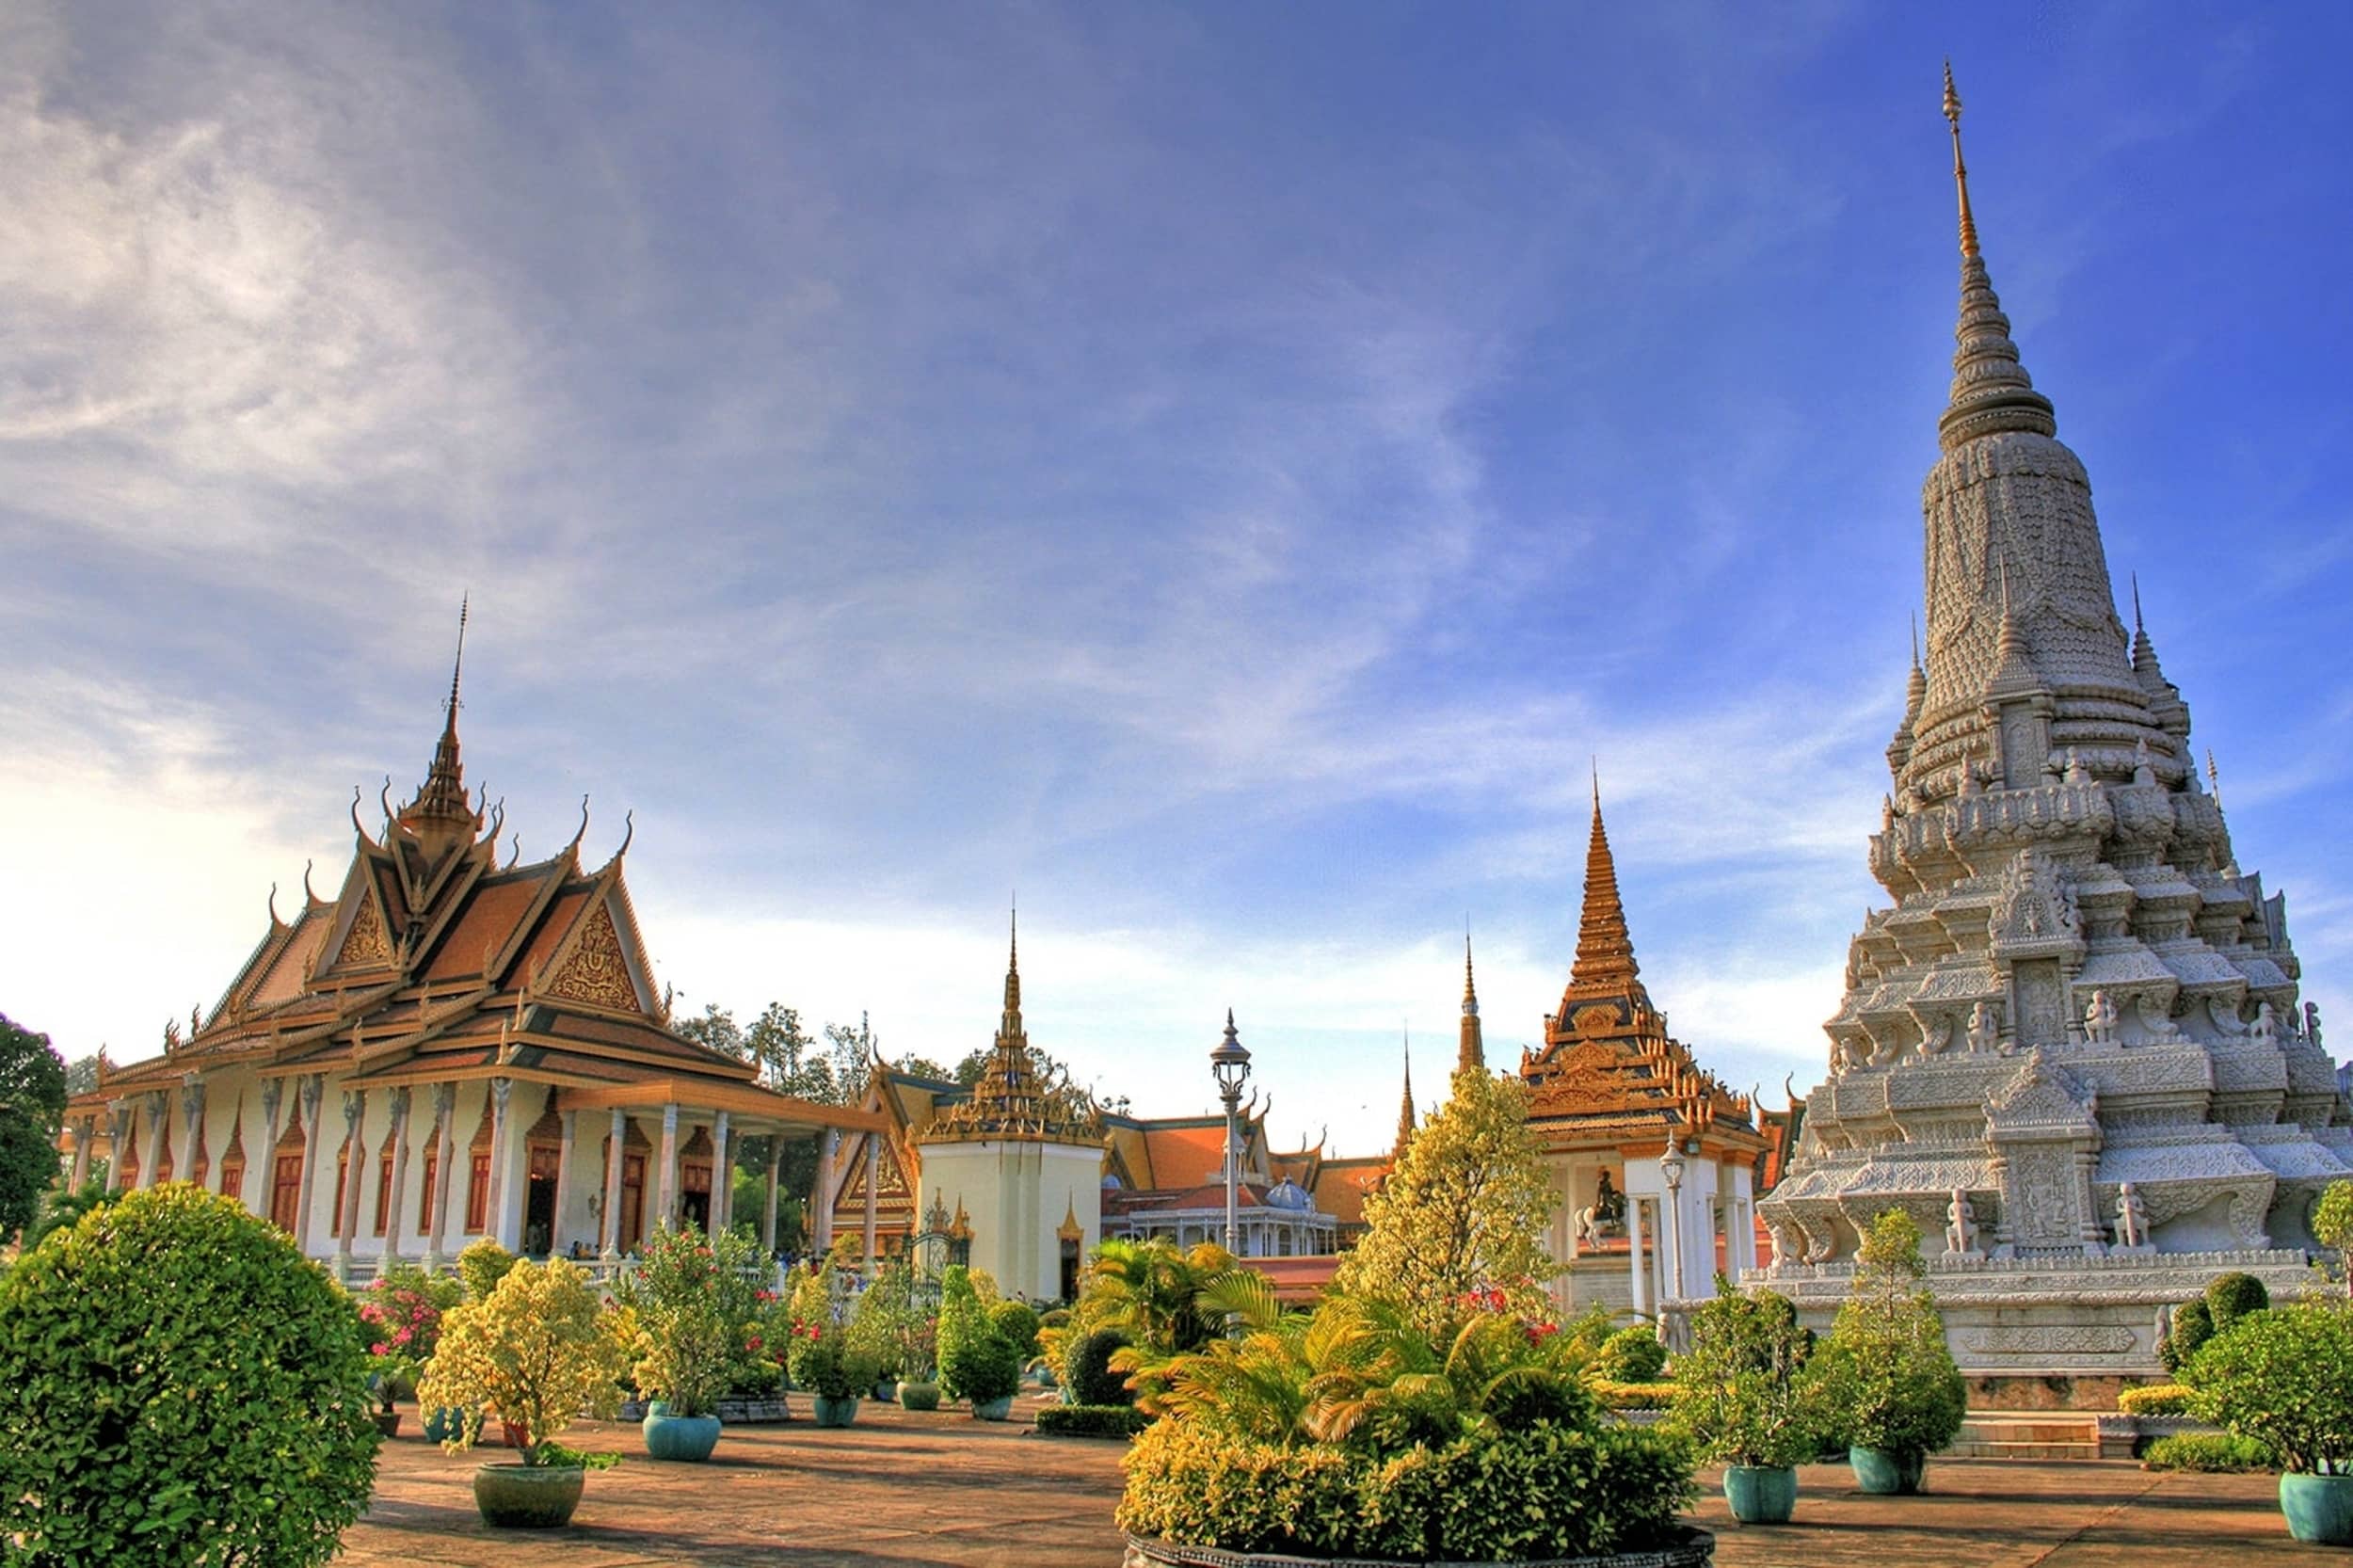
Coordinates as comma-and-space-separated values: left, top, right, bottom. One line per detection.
2118, 1383, 2193, 1416
1591, 1380, 1682, 1410
2140, 1432, 2275, 1472
418, 1258, 629, 1461
1333, 1066, 1558, 1337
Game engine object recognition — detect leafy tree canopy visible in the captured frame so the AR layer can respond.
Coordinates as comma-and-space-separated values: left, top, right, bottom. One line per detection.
0, 1015, 68, 1240
1332, 1066, 1558, 1336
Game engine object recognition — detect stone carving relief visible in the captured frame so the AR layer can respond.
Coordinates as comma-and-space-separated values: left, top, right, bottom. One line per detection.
1967, 1001, 2001, 1056
2133, 992, 2183, 1044
1991, 848, 2080, 951
1945, 1189, 1980, 1256
2084, 989, 2119, 1046
1961, 1325, 2134, 1356
544, 901, 643, 1013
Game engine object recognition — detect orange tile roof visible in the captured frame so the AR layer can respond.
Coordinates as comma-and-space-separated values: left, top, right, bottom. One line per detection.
422, 871, 553, 983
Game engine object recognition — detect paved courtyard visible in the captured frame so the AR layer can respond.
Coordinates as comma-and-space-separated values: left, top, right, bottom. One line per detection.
342, 1396, 2340, 1567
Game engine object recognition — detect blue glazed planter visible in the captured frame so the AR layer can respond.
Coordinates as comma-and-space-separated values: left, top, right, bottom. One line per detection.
2281, 1473, 2353, 1545
1722, 1464, 1799, 1523
972, 1395, 1015, 1421
1849, 1446, 1928, 1496
422, 1407, 469, 1445
642, 1408, 723, 1463
810, 1395, 861, 1428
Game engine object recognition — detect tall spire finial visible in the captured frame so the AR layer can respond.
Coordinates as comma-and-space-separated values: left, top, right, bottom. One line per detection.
2131, 571, 2144, 636
1910, 612, 1922, 670
2206, 748, 2223, 808
1395, 1030, 1416, 1156
1943, 61, 1978, 260
402, 597, 482, 846
445, 593, 469, 731
1002, 900, 1021, 1017
1458, 932, 1485, 1074
1569, 771, 1641, 991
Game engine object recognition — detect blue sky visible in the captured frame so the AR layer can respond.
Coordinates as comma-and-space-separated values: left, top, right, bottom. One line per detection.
4, 3, 2348, 1157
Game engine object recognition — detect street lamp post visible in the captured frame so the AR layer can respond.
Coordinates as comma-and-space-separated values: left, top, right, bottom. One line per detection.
1209, 1010, 1253, 1256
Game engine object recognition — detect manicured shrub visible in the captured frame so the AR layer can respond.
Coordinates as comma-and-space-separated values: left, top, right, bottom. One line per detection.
2140, 1432, 2276, 1472
418, 1257, 629, 1464
990, 1298, 1043, 1362
898, 1380, 942, 1412
2182, 1300, 2353, 1475
2203, 1272, 2268, 1330
1593, 1322, 1667, 1384
457, 1236, 519, 1302
0, 1185, 381, 1565
2162, 1298, 2214, 1372
2117, 1383, 2193, 1417
1590, 1379, 1682, 1410
937, 1265, 1022, 1404
1036, 1402, 1150, 1438
784, 1252, 881, 1400
1064, 1326, 1135, 1406
1665, 1282, 1828, 1468
1811, 1211, 1966, 1459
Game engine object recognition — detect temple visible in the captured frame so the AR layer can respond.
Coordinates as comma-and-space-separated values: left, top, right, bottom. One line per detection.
1755, 71, 2353, 1377
57, 614, 881, 1279
1520, 784, 1766, 1319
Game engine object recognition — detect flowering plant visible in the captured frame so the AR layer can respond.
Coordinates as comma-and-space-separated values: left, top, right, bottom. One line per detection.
784, 1255, 880, 1400
616, 1224, 764, 1417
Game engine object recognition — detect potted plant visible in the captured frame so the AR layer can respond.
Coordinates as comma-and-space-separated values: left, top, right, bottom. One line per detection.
617, 1224, 756, 1462
938, 1265, 1023, 1419
416, 1258, 629, 1528
359, 1262, 462, 1441
1810, 1210, 1965, 1496
2184, 1299, 2353, 1544
1666, 1277, 1827, 1524
364, 1347, 420, 1437
787, 1255, 881, 1426
851, 1257, 915, 1401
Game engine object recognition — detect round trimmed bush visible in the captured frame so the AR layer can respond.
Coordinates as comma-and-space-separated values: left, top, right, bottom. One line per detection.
1064, 1326, 1134, 1406
1593, 1323, 1668, 1384
0, 1184, 380, 1563
2163, 1298, 2215, 1372
990, 1298, 1042, 1363
2204, 1272, 2268, 1330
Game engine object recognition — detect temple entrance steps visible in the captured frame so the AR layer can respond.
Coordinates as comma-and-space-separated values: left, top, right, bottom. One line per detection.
1945, 1413, 2103, 1461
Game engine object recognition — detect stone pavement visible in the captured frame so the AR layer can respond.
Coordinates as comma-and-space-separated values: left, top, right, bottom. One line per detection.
341, 1397, 2339, 1567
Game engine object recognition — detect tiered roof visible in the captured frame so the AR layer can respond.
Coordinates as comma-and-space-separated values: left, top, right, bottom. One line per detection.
915, 915, 1103, 1146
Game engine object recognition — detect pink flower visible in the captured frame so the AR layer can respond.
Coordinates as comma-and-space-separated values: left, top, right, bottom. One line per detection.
746, 1336, 762, 1352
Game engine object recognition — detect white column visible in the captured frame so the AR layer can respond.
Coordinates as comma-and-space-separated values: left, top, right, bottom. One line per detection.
256, 1078, 286, 1217
1627, 1193, 1649, 1316
761, 1137, 782, 1252
600, 1108, 626, 1259
862, 1135, 879, 1265
293, 1077, 324, 1253
482, 1073, 515, 1242
104, 1102, 133, 1193
382, 1088, 412, 1261
656, 1104, 680, 1232
334, 1090, 366, 1278
811, 1130, 839, 1256
424, 1084, 457, 1270
553, 1109, 577, 1255
139, 1093, 167, 1187
68, 1115, 92, 1192
710, 1110, 731, 1233
179, 1077, 206, 1183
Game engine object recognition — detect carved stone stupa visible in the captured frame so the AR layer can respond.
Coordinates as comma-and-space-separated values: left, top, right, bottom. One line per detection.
1755, 71, 2353, 1378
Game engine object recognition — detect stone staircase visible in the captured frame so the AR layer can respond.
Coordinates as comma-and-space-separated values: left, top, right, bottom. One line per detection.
1945, 1413, 2105, 1461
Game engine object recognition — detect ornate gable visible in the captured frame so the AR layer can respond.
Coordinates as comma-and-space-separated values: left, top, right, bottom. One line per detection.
1985, 1050, 2097, 1132
541, 897, 645, 1015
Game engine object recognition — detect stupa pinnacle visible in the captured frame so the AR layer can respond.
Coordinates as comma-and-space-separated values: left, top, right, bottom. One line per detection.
1757, 72, 2351, 1380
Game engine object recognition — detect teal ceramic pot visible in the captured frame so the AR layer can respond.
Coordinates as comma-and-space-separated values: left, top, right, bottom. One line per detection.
899, 1382, 941, 1412
873, 1376, 899, 1403
472, 1464, 584, 1528
2280, 1473, 2353, 1545
810, 1394, 861, 1428
1722, 1464, 1799, 1523
973, 1395, 1015, 1421
1849, 1447, 1927, 1496
422, 1407, 467, 1444
642, 1409, 722, 1462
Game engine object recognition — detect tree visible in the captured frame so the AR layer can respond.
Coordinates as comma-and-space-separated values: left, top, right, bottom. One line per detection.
0, 1014, 68, 1241
1809, 1209, 1965, 1463
2313, 1178, 2353, 1302
1333, 1066, 1557, 1336
895, 1053, 955, 1083
674, 1004, 747, 1061
744, 1002, 817, 1090
62, 1055, 100, 1097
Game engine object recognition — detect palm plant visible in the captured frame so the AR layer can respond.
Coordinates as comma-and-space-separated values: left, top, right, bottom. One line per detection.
1088, 1239, 1281, 1401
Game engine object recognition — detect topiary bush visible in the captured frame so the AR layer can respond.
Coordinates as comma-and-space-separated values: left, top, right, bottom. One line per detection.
1592, 1323, 1667, 1384
0, 1185, 381, 1564
937, 1265, 1022, 1405
2140, 1432, 2276, 1473
1064, 1326, 1135, 1406
2162, 1298, 2214, 1373
2182, 1300, 2353, 1475
2203, 1271, 2268, 1331
457, 1236, 519, 1302
2117, 1383, 2193, 1417
990, 1298, 1043, 1363
1036, 1402, 1150, 1438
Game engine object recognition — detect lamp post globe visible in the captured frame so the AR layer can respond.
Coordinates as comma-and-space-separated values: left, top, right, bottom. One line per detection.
1210, 1010, 1252, 1253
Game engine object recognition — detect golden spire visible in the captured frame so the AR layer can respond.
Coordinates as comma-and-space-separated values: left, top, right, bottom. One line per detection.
1569, 776, 1640, 990
1943, 61, 1977, 260
1458, 933, 1485, 1074
1394, 1032, 1416, 1157
401, 597, 482, 847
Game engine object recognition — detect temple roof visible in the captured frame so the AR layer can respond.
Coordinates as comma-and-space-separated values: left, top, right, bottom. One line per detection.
914, 914, 1103, 1146
1520, 787, 1763, 1149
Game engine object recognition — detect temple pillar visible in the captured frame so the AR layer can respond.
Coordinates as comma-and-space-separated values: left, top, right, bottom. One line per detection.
1626, 1194, 1648, 1316
139, 1092, 167, 1188
424, 1083, 456, 1271
710, 1110, 731, 1233
811, 1129, 839, 1257
256, 1078, 286, 1217
600, 1108, 626, 1260
482, 1073, 515, 1242
862, 1135, 879, 1265
656, 1103, 680, 1233
67, 1114, 92, 1192
761, 1137, 781, 1252
178, 1076, 206, 1184
334, 1090, 366, 1278
104, 1101, 133, 1192
382, 1088, 412, 1263
553, 1109, 577, 1255
293, 1076, 324, 1254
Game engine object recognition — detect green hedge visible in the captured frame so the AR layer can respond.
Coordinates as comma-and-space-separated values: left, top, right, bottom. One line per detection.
0, 1185, 381, 1565
1037, 1403, 1150, 1439
1118, 1417, 1694, 1561
1063, 1327, 1134, 1407
2140, 1433, 2275, 1473
2117, 1383, 2193, 1417
1591, 1379, 1680, 1410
